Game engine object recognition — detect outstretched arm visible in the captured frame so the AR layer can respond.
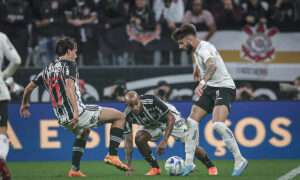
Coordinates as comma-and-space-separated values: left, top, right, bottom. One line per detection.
156, 111, 175, 157
20, 82, 38, 118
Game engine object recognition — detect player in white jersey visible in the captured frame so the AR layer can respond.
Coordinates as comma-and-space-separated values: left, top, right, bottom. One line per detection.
0, 32, 21, 180
172, 24, 247, 176
20, 37, 130, 177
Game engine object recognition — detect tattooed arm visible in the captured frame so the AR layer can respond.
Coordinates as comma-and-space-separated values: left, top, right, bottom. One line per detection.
194, 57, 216, 98
203, 57, 217, 82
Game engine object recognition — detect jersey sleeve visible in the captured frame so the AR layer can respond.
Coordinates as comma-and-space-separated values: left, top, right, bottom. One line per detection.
200, 49, 214, 63
124, 118, 133, 134
64, 61, 77, 81
32, 71, 43, 86
2, 34, 21, 65
123, 108, 133, 134
152, 95, 169, 116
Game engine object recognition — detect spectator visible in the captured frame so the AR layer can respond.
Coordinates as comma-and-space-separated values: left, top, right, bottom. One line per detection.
128, 0, 156, 65
65, 0, 98, 65
279, 76, 300, 100
182, 0, 216, 41
153, 80, 172, 101
236, 82, 256, 100
241, 0, 269, 26
33, 0, 66, 67
97, 0, 128, 66
109, 79, 128, 101
270, 0, 300, 32
2, 0, 31, 66
212, 0, 243, 30
5, 77, 24, 102
153, 0, 184, 65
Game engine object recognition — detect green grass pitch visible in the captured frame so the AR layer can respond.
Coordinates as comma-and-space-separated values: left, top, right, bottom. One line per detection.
7, 159, 300, 180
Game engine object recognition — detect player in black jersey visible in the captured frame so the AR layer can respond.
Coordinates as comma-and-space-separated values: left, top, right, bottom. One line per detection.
123, 91, 217, 176
20, 37, 130, 177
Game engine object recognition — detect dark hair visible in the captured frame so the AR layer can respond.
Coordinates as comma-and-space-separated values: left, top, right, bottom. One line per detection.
171, 23, 197, 41
296, 76, 300, 81
55, 36, 77, 56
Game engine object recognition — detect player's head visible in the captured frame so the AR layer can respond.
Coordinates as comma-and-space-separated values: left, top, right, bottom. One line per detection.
125, 91, 142, 115
172, 23, 197, 54
55, 36, 77, 60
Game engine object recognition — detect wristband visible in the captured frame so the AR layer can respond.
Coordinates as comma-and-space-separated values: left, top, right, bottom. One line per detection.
199, 80, 206, 86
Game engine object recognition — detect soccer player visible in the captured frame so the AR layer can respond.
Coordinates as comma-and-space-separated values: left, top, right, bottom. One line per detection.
20, 37, 129, 177
123, 91, 217, 176
172, 23, 247, 176
0, 32, 21, 180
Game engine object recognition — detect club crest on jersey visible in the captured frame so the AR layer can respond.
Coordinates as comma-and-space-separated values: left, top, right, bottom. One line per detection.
241, 23, 277, 63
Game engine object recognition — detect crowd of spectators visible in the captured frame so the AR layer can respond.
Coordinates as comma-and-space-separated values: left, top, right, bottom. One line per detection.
0, 0, 299, 67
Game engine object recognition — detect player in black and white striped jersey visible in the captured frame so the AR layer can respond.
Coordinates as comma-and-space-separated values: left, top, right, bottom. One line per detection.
123, 91, 217, 176
20, 37, 130, 177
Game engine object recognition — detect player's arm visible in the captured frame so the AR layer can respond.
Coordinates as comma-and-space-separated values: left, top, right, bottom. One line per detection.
195, 57, 216, 98
20, 82, 38, 118
203, 57, 217, 82
65, 78, 79, 129
193, 64, 201, 82
124, 132, 133, 167
2, 34, 21, 80
156, 111, 175, 157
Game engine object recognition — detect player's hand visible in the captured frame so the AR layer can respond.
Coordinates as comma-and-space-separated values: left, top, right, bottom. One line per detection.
125, 167, 136, 175
193, 67, 201, 82
69, 112, 79, 129
20, 104, 31, 118
194, 84, 204, 98
156, 141, 167, 157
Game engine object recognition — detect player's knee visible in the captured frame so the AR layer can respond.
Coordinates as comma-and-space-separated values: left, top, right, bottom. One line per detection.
79, 128, 90, 140
135, 133, 148, 145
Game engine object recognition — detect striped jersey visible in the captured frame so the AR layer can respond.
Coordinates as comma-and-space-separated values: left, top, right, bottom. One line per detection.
124, 94, 181, 134
32, 58, 85, 125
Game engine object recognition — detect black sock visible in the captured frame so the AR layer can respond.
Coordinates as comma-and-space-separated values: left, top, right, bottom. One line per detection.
199, 154, 214, 168
109, 127, 124, 156
72, 139, 86, 171
144, 154, 159, 169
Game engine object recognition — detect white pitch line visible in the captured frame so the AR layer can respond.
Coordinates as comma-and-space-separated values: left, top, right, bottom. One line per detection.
276, 165, 300, 180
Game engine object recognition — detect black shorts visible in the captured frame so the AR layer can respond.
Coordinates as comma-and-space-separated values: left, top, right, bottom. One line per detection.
0, 101, 8, 127
194, 86, 236, 114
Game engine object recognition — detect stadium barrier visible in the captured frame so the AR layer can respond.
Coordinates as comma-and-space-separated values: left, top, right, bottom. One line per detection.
8, 101, 300, 161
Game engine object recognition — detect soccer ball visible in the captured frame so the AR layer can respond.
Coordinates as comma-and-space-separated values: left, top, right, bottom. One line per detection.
165, 156, 185, 176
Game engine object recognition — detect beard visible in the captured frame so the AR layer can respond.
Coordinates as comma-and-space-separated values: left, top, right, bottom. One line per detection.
186, 43, 193, 54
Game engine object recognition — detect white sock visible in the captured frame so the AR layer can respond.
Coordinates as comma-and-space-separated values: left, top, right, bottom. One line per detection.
185, 117, 199, 165
0, 134, 9, 161
213, 122, 242, 161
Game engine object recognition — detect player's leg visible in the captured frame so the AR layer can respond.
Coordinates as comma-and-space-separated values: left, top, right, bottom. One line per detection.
212, 105, 247, 176
194, 146, 218, 175
183, 93, 213, 176
0, 100, 11, 180
174, 117, 217, 176
98, 107, 129, 171
69, 128, 90, 177
135, 128, 161, 175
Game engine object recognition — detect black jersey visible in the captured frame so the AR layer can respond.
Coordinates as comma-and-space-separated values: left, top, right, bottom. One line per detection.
32, 58, 85, 125
124, 95, 181, 134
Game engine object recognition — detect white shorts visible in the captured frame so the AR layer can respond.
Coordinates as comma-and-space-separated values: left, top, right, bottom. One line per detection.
62, 105, 102, 135
138, 113, 187, 143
